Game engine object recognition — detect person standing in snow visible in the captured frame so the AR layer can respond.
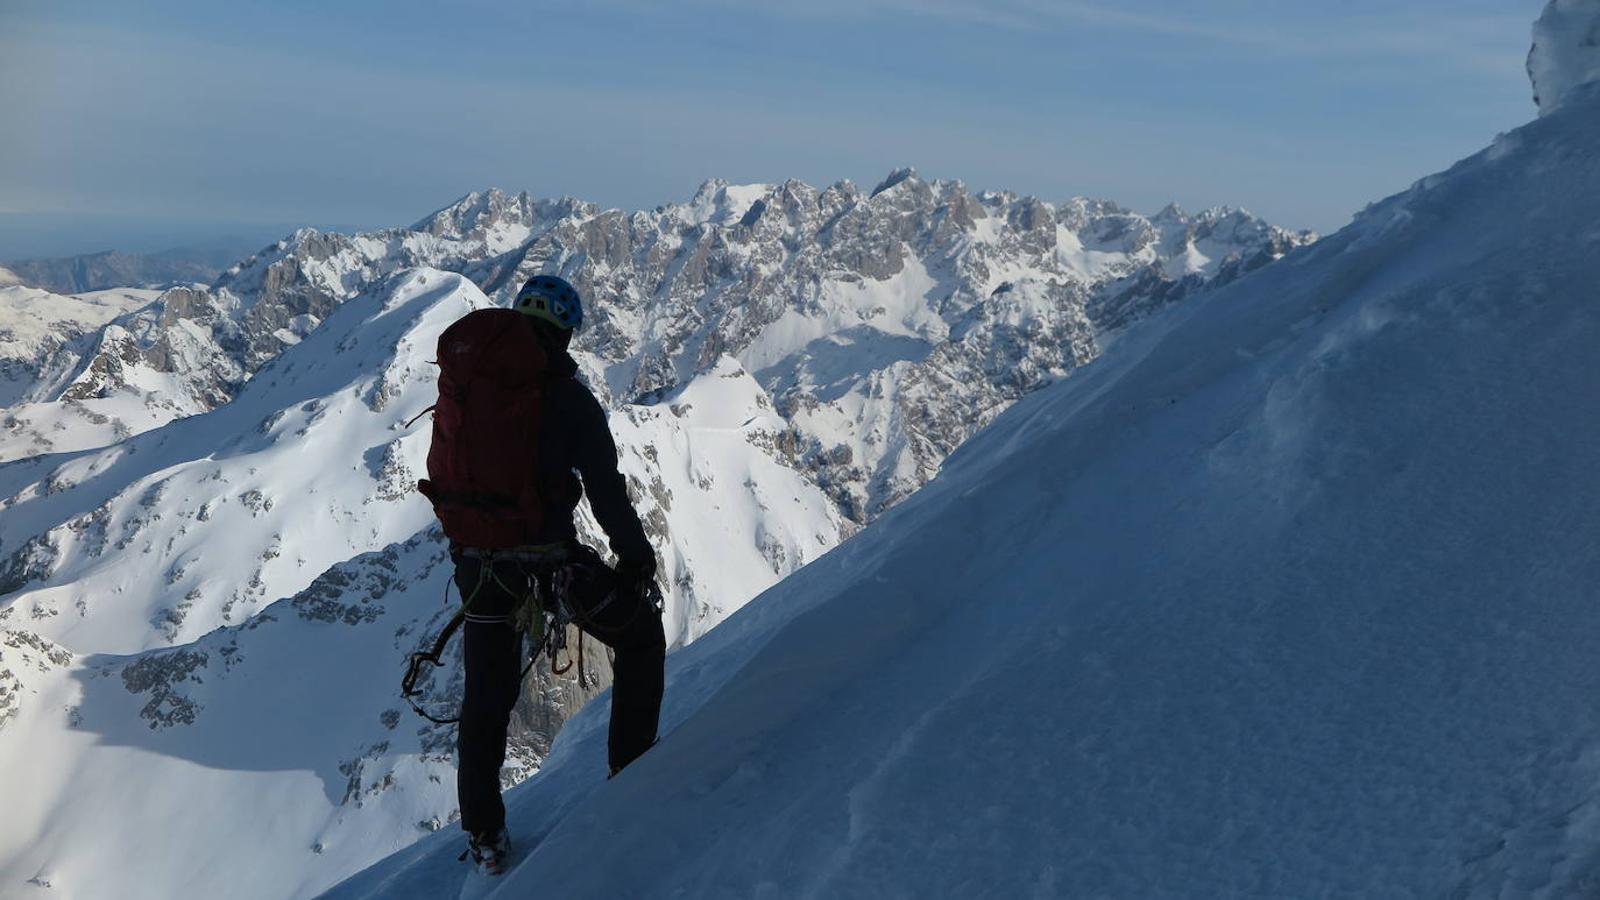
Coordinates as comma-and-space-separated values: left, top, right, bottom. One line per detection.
419, 274, 665, 875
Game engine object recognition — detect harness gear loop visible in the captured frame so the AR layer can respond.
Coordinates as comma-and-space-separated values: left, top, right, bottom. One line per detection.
400, 543, 582, 723
401, 560, 493, 725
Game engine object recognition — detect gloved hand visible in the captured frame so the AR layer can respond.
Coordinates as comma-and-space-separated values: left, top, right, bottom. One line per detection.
616, 557, 662, 613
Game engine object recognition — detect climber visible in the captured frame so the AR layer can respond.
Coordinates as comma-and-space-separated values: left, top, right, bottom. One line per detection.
416, 274, 665, 875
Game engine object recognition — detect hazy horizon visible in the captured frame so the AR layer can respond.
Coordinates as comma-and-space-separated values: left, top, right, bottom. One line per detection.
2, 170, 1275, 263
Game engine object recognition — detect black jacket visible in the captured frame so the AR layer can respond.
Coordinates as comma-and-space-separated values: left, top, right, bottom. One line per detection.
533, 349, 653, 567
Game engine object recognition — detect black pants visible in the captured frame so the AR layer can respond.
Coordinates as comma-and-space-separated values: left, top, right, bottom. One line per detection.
453, 546, 665, 836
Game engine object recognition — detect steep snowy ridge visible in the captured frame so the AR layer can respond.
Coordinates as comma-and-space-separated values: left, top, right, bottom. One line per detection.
330, 53, 1600, 900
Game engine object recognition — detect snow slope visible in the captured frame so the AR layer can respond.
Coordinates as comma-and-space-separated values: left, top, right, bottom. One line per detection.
2, 530, 461, 899
329, 77, 1600, 900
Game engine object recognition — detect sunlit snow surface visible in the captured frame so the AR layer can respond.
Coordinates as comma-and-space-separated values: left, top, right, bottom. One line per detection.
0, 286, 158, 411
329, 89, 1600, 898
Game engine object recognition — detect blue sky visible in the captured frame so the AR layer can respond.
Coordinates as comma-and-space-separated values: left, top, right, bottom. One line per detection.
1, 0, 1547, 258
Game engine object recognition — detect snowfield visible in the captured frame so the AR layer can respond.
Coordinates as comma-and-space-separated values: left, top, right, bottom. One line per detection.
327, 82, 1600, 900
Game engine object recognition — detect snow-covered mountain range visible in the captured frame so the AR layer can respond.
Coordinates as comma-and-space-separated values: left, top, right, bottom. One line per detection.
3, 172, 1310, 516
0, 173, 1308, 893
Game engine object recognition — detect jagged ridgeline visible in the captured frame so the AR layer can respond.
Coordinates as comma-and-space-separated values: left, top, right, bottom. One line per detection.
0, 171, 1308, 900
2, 170, 1310, 514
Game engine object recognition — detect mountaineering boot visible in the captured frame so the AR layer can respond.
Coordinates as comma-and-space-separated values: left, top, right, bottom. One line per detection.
463, 827, 512, 875
608, 738, 660, 779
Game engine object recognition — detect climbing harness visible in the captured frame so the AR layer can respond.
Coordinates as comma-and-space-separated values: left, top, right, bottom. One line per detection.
401, 545, 563, 725
400, 543, 655, 722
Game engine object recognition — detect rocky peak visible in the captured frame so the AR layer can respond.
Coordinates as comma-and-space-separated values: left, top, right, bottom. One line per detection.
412, 190, 595, 249
869, 166, 921, 198
681, 178, 775, 227
1055, 196, 1127, 232
412, 188, 512, 234
1151, 202, 1188, 225
1191, 206, 1290, 247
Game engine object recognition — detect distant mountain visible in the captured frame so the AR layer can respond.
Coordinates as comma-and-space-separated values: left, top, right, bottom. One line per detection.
0, 285, 159, 411
3, 239, 271, 294
0, 285, 173, 461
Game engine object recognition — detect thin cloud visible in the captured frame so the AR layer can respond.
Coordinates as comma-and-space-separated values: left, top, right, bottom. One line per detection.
714, 0, 1532, 77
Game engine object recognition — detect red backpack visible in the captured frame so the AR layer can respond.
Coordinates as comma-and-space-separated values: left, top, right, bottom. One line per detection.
416, 309, 550, 549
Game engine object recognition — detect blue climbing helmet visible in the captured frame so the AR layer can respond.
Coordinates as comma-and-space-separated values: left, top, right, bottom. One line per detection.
513, 275, 583, 331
